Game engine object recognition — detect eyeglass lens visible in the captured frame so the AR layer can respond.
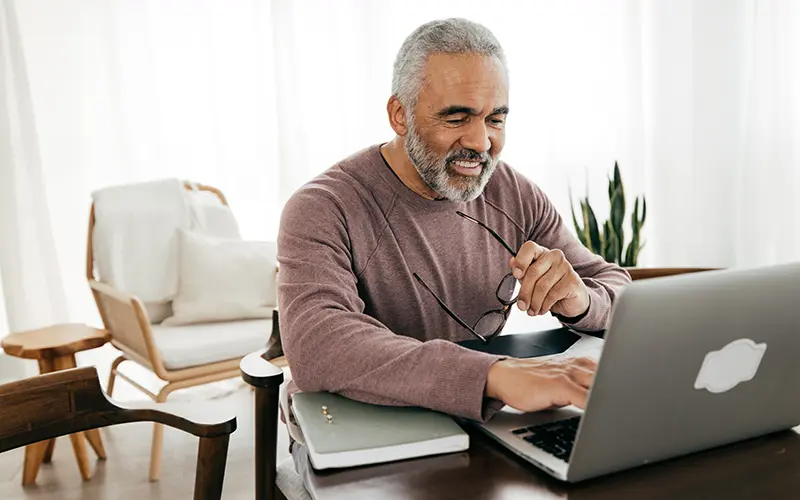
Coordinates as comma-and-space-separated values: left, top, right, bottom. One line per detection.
497, 273, 521, 305
474, 311, 506, 337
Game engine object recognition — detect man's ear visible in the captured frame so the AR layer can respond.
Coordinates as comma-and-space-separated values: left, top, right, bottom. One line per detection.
386, 95, 408, 136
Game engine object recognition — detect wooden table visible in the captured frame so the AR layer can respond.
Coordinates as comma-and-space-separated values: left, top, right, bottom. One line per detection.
1, 323, 111, 485
304, 424, 800, 499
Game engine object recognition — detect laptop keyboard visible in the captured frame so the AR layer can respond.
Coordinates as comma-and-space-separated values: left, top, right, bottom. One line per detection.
511, 416, 581, 462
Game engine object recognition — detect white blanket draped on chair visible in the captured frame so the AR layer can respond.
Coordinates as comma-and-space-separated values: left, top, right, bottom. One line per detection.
91, 179, 241, 324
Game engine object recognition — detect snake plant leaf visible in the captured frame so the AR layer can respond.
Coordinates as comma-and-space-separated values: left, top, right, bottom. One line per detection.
585, 200, 602, 255
580, 200, 594, 252
634, 241, 646, 264
623, 241, 633, 267
624, 231, 639, 267
603, 220, 616, 261
569, 189, 587, 246
605, 224, 619, 264
640, 196, 647, 227
623, 197, 641, 266
610, 191, 624, 261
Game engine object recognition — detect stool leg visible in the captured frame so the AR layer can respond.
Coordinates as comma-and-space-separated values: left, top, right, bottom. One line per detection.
42, 439, 56, 463
22, 442, 47, 486
52, 354, 77, 371
85, 429, 107, 459
37, 358, 55, 374
69, 433, 92, 481
53, 354, 95, 480
25, 358, 57, 480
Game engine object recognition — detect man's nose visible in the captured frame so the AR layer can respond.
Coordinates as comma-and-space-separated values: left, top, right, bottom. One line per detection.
460, 121, 491, 153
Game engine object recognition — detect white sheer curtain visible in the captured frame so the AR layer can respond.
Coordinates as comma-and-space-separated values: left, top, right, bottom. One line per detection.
1, 0, 799, 339
0, 0, 68, 332
1, 0, 68, 377
734, 0, 800, 265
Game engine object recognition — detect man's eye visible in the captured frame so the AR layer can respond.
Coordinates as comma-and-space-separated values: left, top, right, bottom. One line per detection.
490, 118, 505, 125
446, 118, 466, 125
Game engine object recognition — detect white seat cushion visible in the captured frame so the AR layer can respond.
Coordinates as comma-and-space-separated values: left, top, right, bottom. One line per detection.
152, 318, 272, 370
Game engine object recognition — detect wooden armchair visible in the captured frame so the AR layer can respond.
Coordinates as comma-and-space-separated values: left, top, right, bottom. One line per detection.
86, 182, 285, 481
0, 366, 236, 499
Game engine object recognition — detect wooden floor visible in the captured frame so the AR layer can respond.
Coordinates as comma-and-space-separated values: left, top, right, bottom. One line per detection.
0, 377, 292, 500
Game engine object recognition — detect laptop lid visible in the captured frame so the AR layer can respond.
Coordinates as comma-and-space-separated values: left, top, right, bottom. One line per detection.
567, 262, 800, 482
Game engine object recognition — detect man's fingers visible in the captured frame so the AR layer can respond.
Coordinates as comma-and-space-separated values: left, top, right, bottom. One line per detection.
554, 377, 589, 409
516, 253, 556, 311
510, 241, 548, 279
569, 382, 589, 409
537, 272, 571, 315
571, 356, 599, 372
567, 364, 595, 389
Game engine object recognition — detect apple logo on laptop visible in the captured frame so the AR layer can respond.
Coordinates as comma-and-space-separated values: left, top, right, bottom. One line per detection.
694, 339, 767, 394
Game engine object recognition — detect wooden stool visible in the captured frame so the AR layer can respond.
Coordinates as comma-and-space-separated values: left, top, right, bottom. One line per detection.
1, 323, 111, 485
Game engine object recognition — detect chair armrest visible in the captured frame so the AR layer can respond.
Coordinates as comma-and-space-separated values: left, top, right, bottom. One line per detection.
0, 366, 235, 453
241, 349, 285, 388
121, 399, 237, 439
88, 279, 166, 373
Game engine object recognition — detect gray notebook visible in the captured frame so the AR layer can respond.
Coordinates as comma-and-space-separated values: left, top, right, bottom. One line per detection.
292, 392, 470, 470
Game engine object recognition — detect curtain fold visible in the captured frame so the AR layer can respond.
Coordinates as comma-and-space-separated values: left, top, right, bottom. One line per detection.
734, 0, 800, 266
0, 0, 68, 336
1, 0, 798, 336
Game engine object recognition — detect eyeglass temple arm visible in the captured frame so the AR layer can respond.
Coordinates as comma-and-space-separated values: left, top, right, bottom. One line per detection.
412, 273, 489, 344
455, 211, 517, 257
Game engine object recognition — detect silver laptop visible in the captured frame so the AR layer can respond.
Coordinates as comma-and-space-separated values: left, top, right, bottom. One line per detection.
476, 262, 800, 482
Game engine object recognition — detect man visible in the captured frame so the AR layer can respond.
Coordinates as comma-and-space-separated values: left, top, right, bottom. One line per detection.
278, 18, 629, 447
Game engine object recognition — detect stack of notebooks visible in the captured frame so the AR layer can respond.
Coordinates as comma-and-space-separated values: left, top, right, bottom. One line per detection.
292, 391, 470, 470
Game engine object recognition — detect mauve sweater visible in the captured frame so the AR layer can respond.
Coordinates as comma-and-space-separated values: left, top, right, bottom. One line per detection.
277, 144, 630, 422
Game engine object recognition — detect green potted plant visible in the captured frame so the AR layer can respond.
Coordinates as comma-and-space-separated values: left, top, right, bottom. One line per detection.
569, 162, 646, 267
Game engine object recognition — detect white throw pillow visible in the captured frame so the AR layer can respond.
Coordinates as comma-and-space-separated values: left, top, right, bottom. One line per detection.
162, 230, 277, 326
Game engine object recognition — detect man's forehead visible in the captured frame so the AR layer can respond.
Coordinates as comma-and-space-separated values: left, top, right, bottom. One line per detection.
420, 53, 508, 109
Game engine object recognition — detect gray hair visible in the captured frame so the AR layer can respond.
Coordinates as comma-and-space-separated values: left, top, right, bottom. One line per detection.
391, 18, 507, 111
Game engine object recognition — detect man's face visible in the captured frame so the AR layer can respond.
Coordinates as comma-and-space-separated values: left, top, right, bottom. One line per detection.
405, 53, 509, 202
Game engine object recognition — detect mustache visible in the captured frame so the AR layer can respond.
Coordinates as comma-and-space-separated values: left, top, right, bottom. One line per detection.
445, 148, 492, 165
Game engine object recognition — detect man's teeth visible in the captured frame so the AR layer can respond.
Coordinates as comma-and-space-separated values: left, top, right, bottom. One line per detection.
454, 160, 480, 168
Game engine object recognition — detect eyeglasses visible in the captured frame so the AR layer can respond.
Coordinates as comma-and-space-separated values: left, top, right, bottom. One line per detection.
413, 211, 520, 344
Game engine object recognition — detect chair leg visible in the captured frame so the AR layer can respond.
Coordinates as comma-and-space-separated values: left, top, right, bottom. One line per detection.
149, 383, 174, 482
85, 429, 107, 459
69, 433, 92, 481
193, 435, 230, 500
42, 439, 56, 463
106, 355, 127, 396
149, 423, 165, 482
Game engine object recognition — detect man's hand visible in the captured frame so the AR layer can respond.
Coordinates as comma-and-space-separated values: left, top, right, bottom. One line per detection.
510, 241, 590, 318
485, 357, 598, 411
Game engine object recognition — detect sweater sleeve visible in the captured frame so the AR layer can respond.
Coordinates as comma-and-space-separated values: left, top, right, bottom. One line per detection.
278, 188, 503, 422
529, 184, 631, 332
